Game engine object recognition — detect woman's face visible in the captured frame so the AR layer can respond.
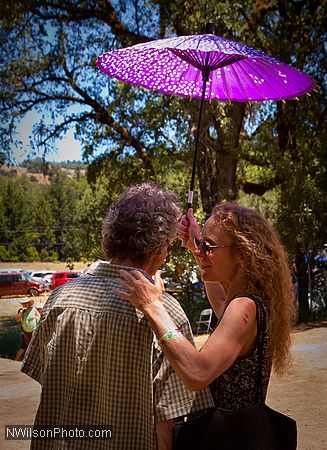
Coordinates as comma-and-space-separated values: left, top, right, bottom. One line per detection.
21, 302, 32, 309
195, 216, 243, 283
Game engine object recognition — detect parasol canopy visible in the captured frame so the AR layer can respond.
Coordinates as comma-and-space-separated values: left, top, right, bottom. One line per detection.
97, 33, 315, 102
97, 28, 315, 210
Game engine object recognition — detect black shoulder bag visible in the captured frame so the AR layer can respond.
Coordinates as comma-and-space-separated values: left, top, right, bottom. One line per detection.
173, 298, 297, 450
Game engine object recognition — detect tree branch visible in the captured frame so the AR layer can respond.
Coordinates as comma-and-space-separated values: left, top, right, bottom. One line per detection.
240, 176, 282, 196
25, 0, 151, 45
240, 1, 277, 34
36, 113, 97, 147
59, 61, 154, 172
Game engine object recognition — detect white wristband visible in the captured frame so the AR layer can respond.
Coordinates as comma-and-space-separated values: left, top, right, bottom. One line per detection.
158, 328, 181, 345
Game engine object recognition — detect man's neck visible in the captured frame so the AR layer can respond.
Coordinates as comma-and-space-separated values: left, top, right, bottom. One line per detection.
110, 257, 153, 276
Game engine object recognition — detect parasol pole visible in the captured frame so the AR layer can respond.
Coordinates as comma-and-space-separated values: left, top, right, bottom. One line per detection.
186, 22, 214, 212
182, 65, 211, 247
187, 69, 210, 211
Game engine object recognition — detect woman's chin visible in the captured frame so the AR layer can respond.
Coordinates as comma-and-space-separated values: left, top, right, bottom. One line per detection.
201, 271, 215, 282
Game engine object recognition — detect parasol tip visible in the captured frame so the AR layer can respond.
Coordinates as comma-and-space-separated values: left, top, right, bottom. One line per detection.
205, 22, 215, 34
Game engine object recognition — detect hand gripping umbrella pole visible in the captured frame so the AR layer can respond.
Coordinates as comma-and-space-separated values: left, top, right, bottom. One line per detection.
182, 68, 209, 247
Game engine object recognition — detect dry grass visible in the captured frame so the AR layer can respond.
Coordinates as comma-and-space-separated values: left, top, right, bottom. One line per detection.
1, 165, 85, 185
0, 261, 90, 272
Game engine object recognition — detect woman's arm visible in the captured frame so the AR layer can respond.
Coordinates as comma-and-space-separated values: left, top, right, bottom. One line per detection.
113, 270, 257, 391
15, 308, 24, 322
156, 420, 174, 450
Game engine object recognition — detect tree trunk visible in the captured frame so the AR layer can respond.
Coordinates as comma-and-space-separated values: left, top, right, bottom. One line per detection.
294, 249, 310, 321
276, 100, 310, 319
197, 102, 246, 215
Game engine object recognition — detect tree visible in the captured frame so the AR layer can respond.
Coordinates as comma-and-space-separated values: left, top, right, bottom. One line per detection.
264, 1, 326, 320
1, 1, 322, 201
25, 245, 40, 261
0, 168, 88, 262
1, 1, 324, 196
0, 173, 53, 259
1, 1, 326, 318
47, 169, 87, 260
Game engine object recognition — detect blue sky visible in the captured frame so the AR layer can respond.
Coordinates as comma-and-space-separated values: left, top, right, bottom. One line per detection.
11, 111, 83, 164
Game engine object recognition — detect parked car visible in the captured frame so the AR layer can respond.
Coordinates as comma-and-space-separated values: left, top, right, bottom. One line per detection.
29, 270, 56, 281
0, 272, 46, 297
51, 271, 81, 290
27, 270, 56, 289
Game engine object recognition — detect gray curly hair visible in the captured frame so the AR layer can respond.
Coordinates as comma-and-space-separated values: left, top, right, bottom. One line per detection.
102, 183, 180, 263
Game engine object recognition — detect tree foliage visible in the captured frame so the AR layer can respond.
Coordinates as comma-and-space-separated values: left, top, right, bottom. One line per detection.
0, 170, 93, 261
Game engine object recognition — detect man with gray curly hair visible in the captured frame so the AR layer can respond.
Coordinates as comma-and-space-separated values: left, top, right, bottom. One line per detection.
22, 182, 213, 450
102, 182, 180, 267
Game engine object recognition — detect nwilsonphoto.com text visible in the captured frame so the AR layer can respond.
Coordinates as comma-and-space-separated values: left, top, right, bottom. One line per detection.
5, 425, 112, 440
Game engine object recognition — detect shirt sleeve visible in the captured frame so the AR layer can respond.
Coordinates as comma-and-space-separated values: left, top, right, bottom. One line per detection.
21, 291, 61, 384
21, 324, 43, 383
153, 319, 214, 421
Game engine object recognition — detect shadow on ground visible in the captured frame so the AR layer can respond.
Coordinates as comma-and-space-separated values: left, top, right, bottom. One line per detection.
0, 317, 21, 360
292, 320, 327, 333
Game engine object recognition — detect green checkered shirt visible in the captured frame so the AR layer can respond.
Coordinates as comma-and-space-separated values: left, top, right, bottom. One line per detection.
22, 261, 213, 449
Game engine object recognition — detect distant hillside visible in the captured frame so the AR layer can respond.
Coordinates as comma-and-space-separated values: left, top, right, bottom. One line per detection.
0, 162, 86, 185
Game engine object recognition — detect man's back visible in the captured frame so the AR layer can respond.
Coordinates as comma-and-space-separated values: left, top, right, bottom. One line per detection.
22, 261, 209, 449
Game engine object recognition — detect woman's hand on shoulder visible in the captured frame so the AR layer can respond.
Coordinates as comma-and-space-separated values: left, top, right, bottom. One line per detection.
113, 269, 163, 313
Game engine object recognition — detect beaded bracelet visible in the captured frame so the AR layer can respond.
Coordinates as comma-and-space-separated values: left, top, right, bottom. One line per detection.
158, 328, 181, 345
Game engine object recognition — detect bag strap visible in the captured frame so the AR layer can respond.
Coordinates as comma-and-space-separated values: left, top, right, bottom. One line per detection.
252, 295, 266, 403
232, 293, 267, 403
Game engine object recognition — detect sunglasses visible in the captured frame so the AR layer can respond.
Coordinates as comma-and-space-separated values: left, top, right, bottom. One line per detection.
193, 236, 235, 255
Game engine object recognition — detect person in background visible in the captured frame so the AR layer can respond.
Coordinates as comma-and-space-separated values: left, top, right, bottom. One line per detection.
15, 297, 40, 361
114, 203, 294, 414
22, 183, 212, 450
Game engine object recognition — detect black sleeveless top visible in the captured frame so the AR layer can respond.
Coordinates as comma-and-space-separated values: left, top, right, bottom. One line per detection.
209, 294, 272, 409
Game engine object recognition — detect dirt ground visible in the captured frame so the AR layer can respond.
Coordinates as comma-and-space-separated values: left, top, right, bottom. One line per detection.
0, 324, 326, 450
267, 324, 327, 450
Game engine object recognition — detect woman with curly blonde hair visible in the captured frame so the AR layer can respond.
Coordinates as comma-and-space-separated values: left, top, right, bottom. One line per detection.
210, 203, 293, 376
113, 202, 294, 412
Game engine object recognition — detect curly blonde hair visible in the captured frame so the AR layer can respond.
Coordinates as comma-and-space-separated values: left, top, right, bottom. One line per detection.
212, 203, 294, 374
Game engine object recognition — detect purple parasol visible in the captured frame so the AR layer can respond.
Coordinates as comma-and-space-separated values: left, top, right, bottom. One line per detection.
97, 26, 315, 209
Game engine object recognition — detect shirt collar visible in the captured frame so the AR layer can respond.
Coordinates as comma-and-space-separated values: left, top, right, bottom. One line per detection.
85, 260, 153, 322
